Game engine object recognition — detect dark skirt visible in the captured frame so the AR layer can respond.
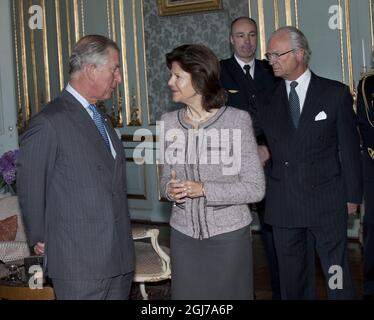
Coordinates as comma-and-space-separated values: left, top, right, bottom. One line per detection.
170, 225, 253, 300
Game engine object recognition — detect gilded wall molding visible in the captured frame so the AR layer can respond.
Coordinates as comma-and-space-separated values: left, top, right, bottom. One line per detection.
106, 0, 112, 39
12, 0, 22, 130
257, 0, 266, 59
81, 0, 86, 37
285, 0, 292, 26
338, 0, 346, 84
344, 0, 354, 92
131, 0, 143, 126
107, 0, 123, 128
119, 0, 131, 126
370, 0, 373, 52
66, 0, 72, 55
55, 0, 64, 91
41, 0, 51, 103
294, 0, 299, 28
138, 0, 151, 126
273, 0, 279, 30
110, 0, 116, 41
30, 0, 39, 114
73, 0, 80, 42
18, 0, 30, 121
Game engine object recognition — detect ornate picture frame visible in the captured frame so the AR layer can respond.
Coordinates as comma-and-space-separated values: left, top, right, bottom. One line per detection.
158, 0, 222, 16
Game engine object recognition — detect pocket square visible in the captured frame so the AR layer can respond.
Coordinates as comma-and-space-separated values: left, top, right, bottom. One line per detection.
228, 89, 239, 94
314, 111, 327, 121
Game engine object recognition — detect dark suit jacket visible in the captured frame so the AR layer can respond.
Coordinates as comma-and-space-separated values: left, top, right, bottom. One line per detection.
257, 72, 363, 227
220, 56, 277, 139
17, 90, 135, 280
357, 77, 374, 223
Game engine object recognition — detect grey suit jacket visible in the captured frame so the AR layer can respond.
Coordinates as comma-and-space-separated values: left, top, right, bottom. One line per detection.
17, 90, 134, 280
257, 72, 363, 227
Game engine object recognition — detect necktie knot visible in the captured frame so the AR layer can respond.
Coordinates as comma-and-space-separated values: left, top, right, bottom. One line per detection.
290, 81, 298, 89
88, 104, 110, 149
88, 104, 97, 114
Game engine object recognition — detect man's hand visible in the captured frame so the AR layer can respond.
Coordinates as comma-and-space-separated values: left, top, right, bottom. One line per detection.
34, 242, 45, 255
347, 202, 358, 216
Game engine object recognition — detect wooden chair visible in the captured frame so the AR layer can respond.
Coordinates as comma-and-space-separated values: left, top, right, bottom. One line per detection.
132, 227, 171, 300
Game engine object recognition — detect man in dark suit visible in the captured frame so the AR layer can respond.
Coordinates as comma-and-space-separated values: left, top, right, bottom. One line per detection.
17, 35, 135, 300
257, 26, 362, 299
220, 17, 276, 135
220, 16, 282, 299
357, 73, 374, 299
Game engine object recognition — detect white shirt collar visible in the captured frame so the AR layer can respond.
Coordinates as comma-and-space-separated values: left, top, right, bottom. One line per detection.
234, 55, 255, 77
285, 68, 311, 111
285, 68, 311, 92
65, 83, 91, 110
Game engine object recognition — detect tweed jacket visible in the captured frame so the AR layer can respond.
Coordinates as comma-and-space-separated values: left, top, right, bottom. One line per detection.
160, 106, 265, 239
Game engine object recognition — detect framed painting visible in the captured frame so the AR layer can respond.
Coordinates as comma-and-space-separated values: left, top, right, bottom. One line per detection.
158, 0, 222, 16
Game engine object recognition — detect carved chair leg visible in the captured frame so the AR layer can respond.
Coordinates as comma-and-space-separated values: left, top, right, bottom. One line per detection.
139, 283, 149, 300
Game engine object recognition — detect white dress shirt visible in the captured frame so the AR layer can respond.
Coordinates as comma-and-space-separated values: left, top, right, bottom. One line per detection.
285, 68, 311, 113
234, 55, 255, 79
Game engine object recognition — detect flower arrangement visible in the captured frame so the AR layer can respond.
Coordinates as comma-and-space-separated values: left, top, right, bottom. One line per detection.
0, 149, 18, 194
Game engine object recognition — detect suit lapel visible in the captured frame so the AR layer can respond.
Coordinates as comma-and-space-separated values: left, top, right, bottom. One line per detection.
293, 73, 322, 146
270, 82, 296, 137
61, 90, 115, 170
253, 60, 266, 91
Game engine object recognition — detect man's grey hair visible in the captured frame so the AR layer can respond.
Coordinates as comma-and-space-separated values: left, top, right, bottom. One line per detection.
271, 26, 311, 64
69, 34, 119, 76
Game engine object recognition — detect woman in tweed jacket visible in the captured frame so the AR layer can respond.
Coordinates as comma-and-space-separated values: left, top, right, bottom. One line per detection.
160, 44, 265, 299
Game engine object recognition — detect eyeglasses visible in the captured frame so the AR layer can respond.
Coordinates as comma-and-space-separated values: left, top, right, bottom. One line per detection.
265, 48, 296, 61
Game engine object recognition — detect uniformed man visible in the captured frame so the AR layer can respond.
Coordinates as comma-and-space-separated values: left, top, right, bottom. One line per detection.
357, 71, 374, 299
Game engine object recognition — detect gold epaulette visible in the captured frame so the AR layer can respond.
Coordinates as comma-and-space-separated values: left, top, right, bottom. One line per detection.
368, 147, 374, 160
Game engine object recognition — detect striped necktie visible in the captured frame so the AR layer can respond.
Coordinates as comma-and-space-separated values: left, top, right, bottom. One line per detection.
289, 81, 301, 127
88, 104, 110, 149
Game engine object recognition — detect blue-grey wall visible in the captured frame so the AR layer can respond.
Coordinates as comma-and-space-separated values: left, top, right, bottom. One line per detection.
144, 0, 249, 123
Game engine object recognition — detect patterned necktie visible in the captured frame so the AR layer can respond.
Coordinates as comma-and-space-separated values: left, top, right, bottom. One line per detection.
289, 81, 301, 128
88, 104, 110, 149
243, 64, 253, 81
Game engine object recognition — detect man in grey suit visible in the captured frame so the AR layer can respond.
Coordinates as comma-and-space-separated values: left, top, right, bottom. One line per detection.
257, 26, 362, 299
17, 35, 135, 300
